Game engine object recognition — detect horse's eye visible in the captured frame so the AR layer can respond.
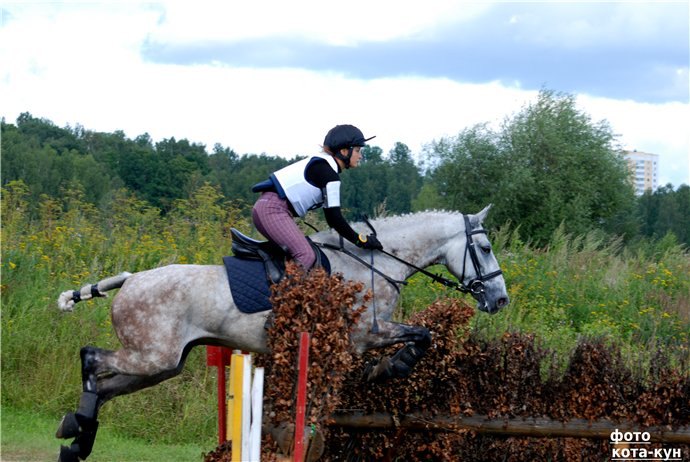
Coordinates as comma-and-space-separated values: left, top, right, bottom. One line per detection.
481, 246, 491, 255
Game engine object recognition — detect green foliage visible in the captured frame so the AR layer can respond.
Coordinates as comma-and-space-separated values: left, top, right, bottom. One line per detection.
637, 183, 690, 245
207, 151, 292, 209
3, 104, 689, 248
425, 89, 638, 245
342, 143, 422, 218
0, 114, 291, 215
1, 116, 120, 207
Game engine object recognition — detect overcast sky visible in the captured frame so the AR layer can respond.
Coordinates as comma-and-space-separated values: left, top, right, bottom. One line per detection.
2, 1, 689, 187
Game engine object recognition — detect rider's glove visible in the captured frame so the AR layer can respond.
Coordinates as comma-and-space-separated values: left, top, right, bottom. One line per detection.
356, 233, 383, 250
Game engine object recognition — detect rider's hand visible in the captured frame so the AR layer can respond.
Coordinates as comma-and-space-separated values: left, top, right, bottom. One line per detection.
357, 233, 383, 250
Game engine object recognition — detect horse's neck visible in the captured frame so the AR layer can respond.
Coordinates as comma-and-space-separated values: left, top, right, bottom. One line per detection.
371, 212, 465, 278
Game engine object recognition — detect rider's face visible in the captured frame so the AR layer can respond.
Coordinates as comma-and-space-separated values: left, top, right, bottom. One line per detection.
344, 146, 363, 168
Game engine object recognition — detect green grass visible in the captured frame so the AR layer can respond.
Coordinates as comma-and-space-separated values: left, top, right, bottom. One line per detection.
1, 406, 210, 461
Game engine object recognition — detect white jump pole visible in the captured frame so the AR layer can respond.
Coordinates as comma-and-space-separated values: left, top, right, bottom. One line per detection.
248, 367, 265, 462
241, 354, 252, 458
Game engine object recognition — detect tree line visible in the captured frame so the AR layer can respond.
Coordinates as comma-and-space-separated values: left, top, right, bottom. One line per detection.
2, 90, 688, 247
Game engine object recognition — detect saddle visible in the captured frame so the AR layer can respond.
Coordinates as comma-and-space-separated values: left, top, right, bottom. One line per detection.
231, 229, 286, 284
230, 228, 329, 284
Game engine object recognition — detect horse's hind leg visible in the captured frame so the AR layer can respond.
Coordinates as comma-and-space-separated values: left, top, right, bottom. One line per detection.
56, 346, 107, 462
57, 344, 188, 461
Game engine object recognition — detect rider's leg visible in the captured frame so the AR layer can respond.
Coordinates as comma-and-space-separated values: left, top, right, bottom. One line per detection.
252, 192, 316, 269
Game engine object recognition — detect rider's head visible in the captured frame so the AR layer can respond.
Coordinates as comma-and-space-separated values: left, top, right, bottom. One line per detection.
323, 124, 375, 169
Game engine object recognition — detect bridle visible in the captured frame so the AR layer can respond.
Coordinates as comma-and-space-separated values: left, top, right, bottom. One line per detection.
457, 215, 504, 303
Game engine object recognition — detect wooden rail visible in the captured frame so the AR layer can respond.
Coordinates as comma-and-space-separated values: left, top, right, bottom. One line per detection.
328, 412, 690, 444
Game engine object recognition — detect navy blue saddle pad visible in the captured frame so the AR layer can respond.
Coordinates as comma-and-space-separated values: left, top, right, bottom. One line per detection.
223, 250, 330, 314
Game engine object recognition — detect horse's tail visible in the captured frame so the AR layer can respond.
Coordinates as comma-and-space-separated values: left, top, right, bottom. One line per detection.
57, 272, 133, 312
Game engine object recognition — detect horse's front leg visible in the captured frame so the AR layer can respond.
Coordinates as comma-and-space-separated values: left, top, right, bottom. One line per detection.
354, 320, 432, 383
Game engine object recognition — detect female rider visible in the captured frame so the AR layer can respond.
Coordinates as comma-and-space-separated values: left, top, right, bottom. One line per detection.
251, 124, 383, 269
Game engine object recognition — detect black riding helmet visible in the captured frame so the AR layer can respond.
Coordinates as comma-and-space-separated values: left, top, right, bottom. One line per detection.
323, 124, 376, 168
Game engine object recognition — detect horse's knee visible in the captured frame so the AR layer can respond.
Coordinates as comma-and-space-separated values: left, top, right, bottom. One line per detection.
395, 342, 426, 366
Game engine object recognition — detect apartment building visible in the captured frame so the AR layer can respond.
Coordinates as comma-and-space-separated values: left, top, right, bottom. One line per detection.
622, 150, 659, 195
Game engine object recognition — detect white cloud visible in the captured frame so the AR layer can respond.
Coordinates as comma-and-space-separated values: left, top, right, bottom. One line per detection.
2, 2, 688, 188
579, 95, 690, 187
149, 1, 491, 46
506, 2, 687, 49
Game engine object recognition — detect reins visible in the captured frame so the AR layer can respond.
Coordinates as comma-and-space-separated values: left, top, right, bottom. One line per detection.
311, 214, 504, 329
314, 239, 407, 291
312, 215, 503, 295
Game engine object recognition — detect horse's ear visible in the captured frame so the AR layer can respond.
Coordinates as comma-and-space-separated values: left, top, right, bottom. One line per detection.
471, 204, 492, 227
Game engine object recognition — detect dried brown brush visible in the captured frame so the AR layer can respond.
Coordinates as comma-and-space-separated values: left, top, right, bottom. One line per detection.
257, 263, 368, 459
206, 288, 690, 462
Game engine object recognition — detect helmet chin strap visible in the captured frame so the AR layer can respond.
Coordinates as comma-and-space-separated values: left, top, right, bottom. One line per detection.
333, 147, 354, 169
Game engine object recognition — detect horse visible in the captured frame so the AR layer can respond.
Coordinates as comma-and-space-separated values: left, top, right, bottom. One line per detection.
54, 206, 509, 461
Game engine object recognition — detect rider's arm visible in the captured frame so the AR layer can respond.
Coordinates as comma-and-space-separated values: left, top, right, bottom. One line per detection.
305, 160, 360, 244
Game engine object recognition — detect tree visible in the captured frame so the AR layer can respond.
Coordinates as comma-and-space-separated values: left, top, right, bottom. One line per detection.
341, 145, 389, 218
1, 115, 118, 209
425, 89, 636, 245
386, 142, 421, 214
425, 123, 506, 216
637, 184, 690, 246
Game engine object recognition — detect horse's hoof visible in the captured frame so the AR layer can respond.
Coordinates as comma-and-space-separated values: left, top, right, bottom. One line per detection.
56, 412, 80, 439
305, 425, 325, 462
364, 357, 393, 383
58, 445, 80, 462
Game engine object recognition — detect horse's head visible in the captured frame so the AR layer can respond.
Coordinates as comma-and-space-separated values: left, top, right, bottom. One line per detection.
445, 205, 509, 314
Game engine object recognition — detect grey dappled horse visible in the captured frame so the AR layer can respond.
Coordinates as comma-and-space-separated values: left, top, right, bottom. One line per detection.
55, 206, 508, 461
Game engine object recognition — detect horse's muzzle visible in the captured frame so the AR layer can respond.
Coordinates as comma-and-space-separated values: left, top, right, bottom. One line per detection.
477, 295, 509, 314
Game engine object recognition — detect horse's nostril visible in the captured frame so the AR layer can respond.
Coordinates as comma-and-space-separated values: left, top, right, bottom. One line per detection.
498, 297, 509, 308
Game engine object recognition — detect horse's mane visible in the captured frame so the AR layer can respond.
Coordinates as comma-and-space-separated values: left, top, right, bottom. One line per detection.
312, 210, 474, 246
309, 210, 466, 243
363, 210, 464, 226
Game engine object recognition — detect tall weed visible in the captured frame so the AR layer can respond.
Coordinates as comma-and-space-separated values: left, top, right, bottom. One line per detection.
398, 222, 689, 375
1, 181, 243, 444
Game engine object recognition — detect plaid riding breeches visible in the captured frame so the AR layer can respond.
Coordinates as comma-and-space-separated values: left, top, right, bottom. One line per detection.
251, 191, 316, 269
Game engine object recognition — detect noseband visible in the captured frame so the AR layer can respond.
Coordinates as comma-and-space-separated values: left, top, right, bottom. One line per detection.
459, 215, 503, 304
